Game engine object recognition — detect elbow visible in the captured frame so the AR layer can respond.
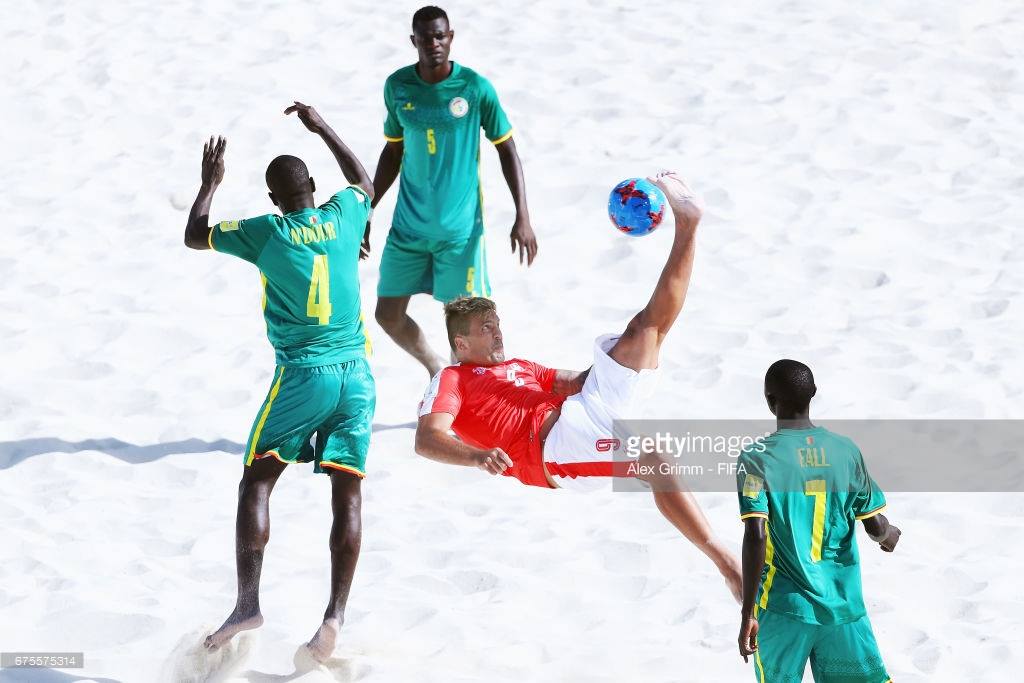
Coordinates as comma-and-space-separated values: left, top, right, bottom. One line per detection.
413, 431, 427, 457
360, 183, 376, 203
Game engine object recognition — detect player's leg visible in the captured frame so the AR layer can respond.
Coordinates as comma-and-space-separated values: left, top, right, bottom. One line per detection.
206, 367, 334, 650
643, 463, 743, 603
808, 615, 891, 683
432, 225, 491, 366
307, 470, 362, 662
306, 359, 375, 662
608, 173, 703, 372
375, 227, 446, 377
204, 456, 287, 649
375, 295, 446, 376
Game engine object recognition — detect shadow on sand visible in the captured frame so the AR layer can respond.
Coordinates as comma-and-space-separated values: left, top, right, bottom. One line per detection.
0, 422, 416, 470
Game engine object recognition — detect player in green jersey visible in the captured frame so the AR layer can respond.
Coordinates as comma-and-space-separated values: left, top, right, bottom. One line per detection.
736, 360, 901, 682
184, 103, 375, 662
368, 5, 538, 377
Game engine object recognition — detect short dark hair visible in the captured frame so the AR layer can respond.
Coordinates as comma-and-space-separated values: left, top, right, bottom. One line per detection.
765, 359, 816, 408
412, 5, 448, 30
444, 296, 495, 351
265, 155, 310, 196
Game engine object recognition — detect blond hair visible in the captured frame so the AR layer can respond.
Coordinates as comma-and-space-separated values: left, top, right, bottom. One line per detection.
444, 297, 496, 351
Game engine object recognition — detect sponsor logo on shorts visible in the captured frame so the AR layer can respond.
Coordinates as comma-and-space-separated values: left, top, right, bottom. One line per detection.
595, 438, 620, 453
449, 96, 469, 118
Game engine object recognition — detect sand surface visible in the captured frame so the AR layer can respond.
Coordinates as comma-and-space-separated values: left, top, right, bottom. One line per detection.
1, 1, 1022, 680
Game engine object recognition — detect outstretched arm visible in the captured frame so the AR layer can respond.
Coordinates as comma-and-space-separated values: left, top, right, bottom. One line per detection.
359, 140, 404, 259
862, 513, 901, 552
284, 102, 374, 201
495, 138, 537, 266
415, 412, 513, 475
738, 517, 766, 662
184, 136, 226, 250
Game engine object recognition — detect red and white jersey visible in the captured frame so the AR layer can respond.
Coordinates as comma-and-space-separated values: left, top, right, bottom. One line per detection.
418, 359, 566, 487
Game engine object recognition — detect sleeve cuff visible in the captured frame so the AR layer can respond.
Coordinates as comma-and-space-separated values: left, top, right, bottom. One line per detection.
207, 227, 216, 250
348, 185, 372, 202
384, 134, 404, 142
855, 504, 887, 521
490, 129, 514, 145
739, 512, 769, 521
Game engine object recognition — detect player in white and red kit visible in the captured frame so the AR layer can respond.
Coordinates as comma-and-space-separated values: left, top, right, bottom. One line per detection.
416, 173, 742, 600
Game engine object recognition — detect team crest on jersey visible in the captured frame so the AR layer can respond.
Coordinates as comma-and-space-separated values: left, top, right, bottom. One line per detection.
473, 367, 486, 375
449, 96, 469, 118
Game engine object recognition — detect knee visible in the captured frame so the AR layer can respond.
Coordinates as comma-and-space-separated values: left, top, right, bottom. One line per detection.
374, 302, 402, 330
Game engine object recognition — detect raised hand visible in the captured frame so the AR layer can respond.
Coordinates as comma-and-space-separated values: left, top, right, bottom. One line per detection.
284, 101, 327, 135
510, 216, 538, 266
202, 136, 226, 189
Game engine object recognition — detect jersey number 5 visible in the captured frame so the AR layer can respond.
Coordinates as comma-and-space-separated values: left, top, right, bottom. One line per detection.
804, 479, 827, 563
307, 254, 332, 325
426, 128, 437, 155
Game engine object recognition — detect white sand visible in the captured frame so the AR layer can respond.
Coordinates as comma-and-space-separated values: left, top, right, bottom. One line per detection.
2, 0, 1022, 680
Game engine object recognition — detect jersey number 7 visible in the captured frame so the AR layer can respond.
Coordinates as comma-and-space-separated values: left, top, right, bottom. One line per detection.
307, 254, 332, 325
805, 479, 827, 563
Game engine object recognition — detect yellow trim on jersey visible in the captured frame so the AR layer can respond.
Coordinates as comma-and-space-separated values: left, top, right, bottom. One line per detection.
360, 311, 373, 357
321, 462, 366, 478
207, 227, 216, 250
740, 512, 769, 521
384, 134, 404, 142
759, 525, 776, 610
855, 504, 887, 521
245, 367, 285, 466
490, 129, 514, 145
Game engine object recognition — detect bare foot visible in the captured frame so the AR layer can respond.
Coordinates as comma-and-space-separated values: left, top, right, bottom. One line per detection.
306, 617, 341, 663
204, 609, 264, 650
651, 172, 704, 226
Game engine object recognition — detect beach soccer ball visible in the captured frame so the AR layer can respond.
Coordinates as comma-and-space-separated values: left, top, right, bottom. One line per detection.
608, 178, 666, 237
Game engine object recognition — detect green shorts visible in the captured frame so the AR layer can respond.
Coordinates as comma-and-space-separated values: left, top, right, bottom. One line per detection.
753, 609, 891, 683
244, 359, 375, 477
377, 223, 491, 302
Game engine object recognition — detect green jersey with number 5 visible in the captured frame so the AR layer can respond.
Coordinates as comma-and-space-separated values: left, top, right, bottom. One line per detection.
736, 427, 888, 625
209, 186, 371, 367
383, 62, 513, 240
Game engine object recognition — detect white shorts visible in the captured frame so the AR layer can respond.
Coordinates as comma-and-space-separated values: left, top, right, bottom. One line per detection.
542, 334, 659, 491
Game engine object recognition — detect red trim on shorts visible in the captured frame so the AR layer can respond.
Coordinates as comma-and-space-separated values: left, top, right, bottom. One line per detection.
545, 460, 636, 479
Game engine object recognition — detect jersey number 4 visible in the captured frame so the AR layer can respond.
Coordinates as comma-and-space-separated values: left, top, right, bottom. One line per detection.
306, 255, 332, 325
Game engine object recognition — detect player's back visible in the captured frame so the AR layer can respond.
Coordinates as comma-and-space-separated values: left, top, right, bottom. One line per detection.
210, 186, 372, 367
737, 426, 887, 625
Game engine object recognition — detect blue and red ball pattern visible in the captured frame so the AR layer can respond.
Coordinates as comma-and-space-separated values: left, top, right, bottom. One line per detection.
607, 178, 666, 237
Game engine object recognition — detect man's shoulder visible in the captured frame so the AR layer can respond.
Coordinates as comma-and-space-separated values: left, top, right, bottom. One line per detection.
385, 65, 418, 88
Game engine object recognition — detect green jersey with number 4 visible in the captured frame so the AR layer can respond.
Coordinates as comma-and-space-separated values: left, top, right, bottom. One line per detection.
209, 186, 371, 367
383, 62, 512, 240
737, 427, 888, 625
